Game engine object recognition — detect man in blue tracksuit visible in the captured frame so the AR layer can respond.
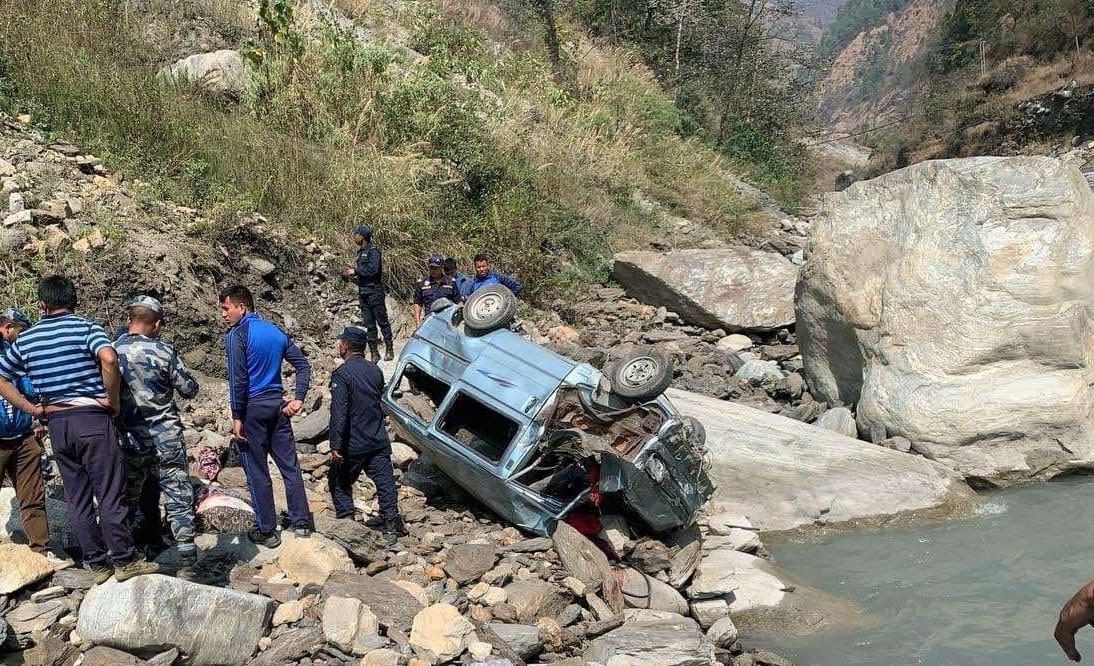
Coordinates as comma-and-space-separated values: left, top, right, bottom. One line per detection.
326, 327, 406, 537
459, 253, 524, 299
219, 285, 313, 548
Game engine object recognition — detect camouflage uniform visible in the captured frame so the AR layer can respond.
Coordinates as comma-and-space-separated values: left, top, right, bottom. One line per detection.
115, 333, 199, 553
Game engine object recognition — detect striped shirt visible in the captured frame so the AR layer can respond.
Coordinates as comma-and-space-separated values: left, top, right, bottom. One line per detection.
0, 312, 112, 404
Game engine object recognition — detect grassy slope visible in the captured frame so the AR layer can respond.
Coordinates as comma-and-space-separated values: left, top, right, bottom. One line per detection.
0, 0, 772, 300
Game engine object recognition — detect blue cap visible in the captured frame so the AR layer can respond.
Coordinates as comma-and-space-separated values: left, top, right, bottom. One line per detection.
127, 295, 164, 317
427, 254, 444, 267
337, 326, 370, 348
353, 225, 372, 238
1, 308, 31, 329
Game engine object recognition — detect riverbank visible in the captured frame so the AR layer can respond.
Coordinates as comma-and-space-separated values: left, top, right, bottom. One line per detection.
753, 476, 1093, 666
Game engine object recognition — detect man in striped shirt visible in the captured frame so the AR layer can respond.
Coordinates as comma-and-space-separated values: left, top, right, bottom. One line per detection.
0, 276, 158, 583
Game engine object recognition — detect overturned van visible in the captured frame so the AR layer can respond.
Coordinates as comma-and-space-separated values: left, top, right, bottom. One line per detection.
381, 286, 715, 537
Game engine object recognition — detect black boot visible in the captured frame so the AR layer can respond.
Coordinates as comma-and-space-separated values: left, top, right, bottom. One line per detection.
368, 341, 381, 363
383, 339, 395, 361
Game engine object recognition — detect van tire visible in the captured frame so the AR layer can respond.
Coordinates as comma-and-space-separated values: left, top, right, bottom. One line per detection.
610, 348, 673, 402
463, 285, 517, 335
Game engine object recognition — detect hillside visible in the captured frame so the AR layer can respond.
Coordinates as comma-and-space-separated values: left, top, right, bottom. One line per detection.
0, 0, 815, 304
816, 0, 1094, 172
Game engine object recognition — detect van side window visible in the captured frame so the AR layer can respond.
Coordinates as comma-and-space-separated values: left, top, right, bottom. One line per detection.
393, 363, 451, 423
440, 393, 519, 463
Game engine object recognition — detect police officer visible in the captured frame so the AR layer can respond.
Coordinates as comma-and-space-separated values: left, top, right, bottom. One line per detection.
342, 226, 393, 362
327, 327, 406, 538
114, 296, 201, 576
413, 254, 460, 327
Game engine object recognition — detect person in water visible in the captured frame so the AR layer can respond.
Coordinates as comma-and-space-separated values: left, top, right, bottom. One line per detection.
1056, 580, 1094, 661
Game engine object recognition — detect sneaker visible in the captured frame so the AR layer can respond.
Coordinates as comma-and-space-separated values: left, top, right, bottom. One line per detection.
384, 517, 408, 537
362, 515, 385, 530
45, 551, 73, 567
293, 526, 312, 538
114, 558, 159, 582
247, 528, 282, 549
88, 563, 114, 585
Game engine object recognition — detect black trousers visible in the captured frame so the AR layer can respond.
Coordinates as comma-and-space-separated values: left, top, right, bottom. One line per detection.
328, 449, 399, 520
358, 290, 392, 343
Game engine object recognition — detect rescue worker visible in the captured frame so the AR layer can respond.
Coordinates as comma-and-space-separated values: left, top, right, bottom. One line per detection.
114, 296, 200, 576
413, 254, 460, 327
220, 285, 313, 548
0, 308, 50, 557
443, 257, 470, 296
0, 275, 158, 583
459, 253, 524, 299
343, 225, 394, 362
327, 327, 406, 537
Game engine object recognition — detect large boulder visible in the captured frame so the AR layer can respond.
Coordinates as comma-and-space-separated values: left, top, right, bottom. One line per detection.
613, 248, 797, 332
158, 50, 246, 95
76, 574, 273, 666
667, 389, 974, 532
277, 532, 354, 585
797, 157, 1094, 484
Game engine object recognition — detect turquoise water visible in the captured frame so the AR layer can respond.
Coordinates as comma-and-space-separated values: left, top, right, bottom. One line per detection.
762, 476, 1094, 666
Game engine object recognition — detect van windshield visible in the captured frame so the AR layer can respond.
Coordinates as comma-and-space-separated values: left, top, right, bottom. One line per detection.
440, 392, 519, 463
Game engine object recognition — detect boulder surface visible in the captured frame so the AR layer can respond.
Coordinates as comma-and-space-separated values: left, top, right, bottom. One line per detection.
797, 157, 1094, 484
76, 574, 273, 666
613, 248, 797, 332
668, 388, 974, 532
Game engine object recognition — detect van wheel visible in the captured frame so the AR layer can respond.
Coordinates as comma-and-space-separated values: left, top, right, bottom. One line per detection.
463, 285, 517, 335
610, 348, 673, 402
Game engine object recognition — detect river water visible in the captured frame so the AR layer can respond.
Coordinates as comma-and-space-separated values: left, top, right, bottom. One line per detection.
759, 476, 1094, 666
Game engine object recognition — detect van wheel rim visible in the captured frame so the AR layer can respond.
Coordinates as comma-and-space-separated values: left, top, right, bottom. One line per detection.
471, 293, 503, 320
620, 357, 657, 387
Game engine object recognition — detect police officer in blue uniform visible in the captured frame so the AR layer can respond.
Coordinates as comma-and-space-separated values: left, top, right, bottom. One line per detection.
327, 327, 407, 537
343, 225, 393, 362
412, 255, 460, 327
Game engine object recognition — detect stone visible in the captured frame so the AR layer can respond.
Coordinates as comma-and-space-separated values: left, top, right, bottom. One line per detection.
613, 248, 797, 332
620, 568, 688, 615
392, 580, 430, 606
246, 256, 276, 276
706, 616, 739, 648
82, 646, 146, 666
0, 226, 27, 252
0, 543, 55, 594
7, 599, 66, 634
362, 648, 401, 666
409, 603, 476, 664
798, 156, 1094, 484
584, 612, 714, 666
468, 641, 493, 660
324, 573, 423, 633
444, 543, 497, 584
294, 405, 330, 442
733, 360, 782, 386
76, 575, 273, 666
273, 600, 304, 626
690, 598, 729, 629
159, 50, 247, 95
718, 334, 754, 352
486, 623, 542, 661
881, 436, 913, 453
247, 627, 323, 666
598, 514, 630, 554
322, 596, 380, 654
278, 532, 354, 585
2, 209, 32, 227
30, 586, 66, 602
687, 549, 788, 613
0, 158, 14, 176
667, 389, 975, 532
315, 515, 387, 563
815, 407, 857, 438
561, 576, 587, 597
503, 580, 569, 624
551, 521, 622, 611
391, 441, 418, 468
